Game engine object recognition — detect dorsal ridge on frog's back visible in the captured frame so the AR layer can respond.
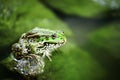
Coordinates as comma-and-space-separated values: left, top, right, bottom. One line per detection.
29, 27, 55, 36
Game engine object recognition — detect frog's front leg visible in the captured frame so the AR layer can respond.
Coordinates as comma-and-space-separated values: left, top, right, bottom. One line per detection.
29, 43, 52, 61
42, 50, 52, 61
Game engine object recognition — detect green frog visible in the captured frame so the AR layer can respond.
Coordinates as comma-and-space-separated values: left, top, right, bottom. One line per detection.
11, 27, 66, 76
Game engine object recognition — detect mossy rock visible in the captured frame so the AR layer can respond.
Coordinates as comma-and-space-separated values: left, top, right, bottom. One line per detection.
42, 0, 120, 18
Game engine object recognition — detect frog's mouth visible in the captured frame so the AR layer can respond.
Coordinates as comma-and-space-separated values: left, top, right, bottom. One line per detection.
45, 36, 66, 45
41, 39, 65, 50
43, 41, 65, 48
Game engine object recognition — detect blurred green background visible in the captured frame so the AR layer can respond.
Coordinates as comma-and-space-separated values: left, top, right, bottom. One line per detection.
0, 0, 120, 80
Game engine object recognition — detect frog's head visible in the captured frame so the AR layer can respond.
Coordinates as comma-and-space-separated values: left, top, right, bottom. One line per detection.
26, 27, 66, 50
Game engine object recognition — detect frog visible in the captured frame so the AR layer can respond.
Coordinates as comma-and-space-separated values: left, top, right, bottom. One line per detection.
12, 27, 66, 61
11, 27, 66, 76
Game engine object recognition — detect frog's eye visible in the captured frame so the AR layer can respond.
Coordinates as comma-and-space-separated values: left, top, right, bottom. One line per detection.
51, 33, 57, 39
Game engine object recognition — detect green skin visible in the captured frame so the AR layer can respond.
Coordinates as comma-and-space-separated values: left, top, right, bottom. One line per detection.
11, 27, 66, 76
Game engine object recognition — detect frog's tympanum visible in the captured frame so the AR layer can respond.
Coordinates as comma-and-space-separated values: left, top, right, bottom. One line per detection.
10, 27, 66, 76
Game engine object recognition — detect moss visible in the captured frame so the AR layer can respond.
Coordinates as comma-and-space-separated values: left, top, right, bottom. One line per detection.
38, 41, 106, 80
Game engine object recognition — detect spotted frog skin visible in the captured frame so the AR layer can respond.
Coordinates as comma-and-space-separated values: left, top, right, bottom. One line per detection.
11, 27, 66, 76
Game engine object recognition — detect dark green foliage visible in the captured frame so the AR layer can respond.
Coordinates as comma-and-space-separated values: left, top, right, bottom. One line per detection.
42, 0, 120, 17
84, 23, 120, 80
88, 23, 120, 58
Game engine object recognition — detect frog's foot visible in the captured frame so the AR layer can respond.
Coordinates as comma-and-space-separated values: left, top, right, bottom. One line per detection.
42, 51, 52, 61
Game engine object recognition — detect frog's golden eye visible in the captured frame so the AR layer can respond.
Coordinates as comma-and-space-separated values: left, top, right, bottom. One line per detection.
51, 33, 57, 39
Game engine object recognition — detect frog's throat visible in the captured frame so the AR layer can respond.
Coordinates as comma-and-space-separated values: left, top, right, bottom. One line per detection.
39, 42, 65, 61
